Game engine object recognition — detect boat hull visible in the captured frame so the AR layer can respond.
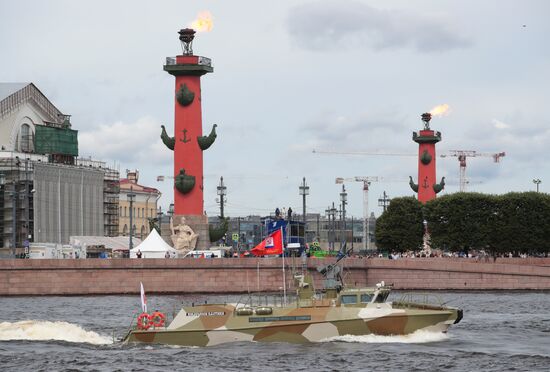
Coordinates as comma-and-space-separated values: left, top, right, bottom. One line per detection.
123, 303, 461, 347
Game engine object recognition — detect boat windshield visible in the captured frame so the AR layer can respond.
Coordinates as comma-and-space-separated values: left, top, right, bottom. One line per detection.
373, 291, 390, 303
360, 294, 374, 303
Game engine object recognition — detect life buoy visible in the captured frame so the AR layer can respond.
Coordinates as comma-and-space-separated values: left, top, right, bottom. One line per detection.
150, 311, 166, 328
137, 312, 151, 330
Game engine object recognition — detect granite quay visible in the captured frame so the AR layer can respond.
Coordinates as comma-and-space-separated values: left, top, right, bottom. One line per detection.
1, 257, 549, 296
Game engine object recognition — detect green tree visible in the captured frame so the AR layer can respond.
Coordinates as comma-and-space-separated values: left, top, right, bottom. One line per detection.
423, 193, 500, 255
375, 197, 423, 252
492, 192, 550, 256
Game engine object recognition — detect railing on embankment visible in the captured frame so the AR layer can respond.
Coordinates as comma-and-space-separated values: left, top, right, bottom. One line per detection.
0, 257, 549, 296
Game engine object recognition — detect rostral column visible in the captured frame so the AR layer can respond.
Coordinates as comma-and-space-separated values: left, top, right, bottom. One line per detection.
409, 113, 445, 203
162, 28, 217, 249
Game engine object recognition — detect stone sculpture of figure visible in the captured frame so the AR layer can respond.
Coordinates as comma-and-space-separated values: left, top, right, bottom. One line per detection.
170, 216, 199, 255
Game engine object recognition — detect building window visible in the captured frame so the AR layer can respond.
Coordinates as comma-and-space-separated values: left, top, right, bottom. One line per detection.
142, 208, 145, 218
122, 224, 128, 236
124, 206, 127, 217
19, 124, 33, 152
140, 225, 146, 239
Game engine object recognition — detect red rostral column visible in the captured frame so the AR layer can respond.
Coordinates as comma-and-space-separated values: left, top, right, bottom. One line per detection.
409, 113, 445, 203
163, 28, 213, 215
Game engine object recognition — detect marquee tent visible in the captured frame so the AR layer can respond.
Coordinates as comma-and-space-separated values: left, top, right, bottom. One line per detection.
130, 229, 177, 258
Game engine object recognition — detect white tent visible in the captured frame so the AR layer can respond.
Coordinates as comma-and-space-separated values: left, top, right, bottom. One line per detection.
130, 229, 177, 258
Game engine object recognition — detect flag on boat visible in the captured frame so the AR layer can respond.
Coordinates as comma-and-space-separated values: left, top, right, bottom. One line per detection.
140, 282, 147, 313
251, 228, 283, 256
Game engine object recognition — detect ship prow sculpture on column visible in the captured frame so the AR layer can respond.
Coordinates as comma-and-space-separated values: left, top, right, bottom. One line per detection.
161, 27, 227, 252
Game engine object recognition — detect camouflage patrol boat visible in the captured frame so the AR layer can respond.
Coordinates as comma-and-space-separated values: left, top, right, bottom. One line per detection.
122, 257, 462, 347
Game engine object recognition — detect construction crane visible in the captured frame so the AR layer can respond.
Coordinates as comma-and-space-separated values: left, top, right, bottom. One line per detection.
335, 176, 378, 251
440, 151, 506, 192
315, 149, 505, 192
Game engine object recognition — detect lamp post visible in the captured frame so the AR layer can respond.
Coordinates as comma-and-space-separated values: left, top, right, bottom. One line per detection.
340, 185, 347, 249
533, 179, 541, 193
217, 176, 227, 218
422, 219, 428, 250
127, 187, 136, 250
299, 177, 309, 225
328, 202, 338, 251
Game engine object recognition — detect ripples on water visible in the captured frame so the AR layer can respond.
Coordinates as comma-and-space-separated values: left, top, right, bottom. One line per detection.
0, 291, 549, 371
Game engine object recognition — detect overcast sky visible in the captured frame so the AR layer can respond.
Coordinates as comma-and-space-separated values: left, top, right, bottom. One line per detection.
1, 0, 549, 219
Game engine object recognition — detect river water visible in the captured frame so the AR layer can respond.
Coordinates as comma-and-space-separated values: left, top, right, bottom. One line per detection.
0, 291, 548, 371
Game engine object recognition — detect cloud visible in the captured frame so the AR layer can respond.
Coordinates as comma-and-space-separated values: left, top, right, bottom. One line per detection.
286, 0, 471, 52
299, 109, 410, 152
78, 116, 171, 166
492, 118, 511, 129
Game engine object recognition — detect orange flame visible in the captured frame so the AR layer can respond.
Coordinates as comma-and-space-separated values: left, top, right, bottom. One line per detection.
429, 104, 450, 117
190, 11, 213, 32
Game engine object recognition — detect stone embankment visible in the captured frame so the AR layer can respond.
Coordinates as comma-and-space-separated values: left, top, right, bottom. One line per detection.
0, 257, 549, 296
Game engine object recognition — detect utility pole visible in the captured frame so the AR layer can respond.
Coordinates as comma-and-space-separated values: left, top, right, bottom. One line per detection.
237, 216, 241, 256
299, 177, 309, 225
316, 214, 320, 243
12, 180, 17, 258
156, 206, 163, 234
127, 186, 136, 250
340, 185, 347, 249
378, 191, 391, 212
326, 202, 337, 252
217, 176, 227, 218
351, 216, 354, 251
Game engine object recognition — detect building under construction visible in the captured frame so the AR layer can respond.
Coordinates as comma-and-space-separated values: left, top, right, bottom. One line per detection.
0, 83, 119, 254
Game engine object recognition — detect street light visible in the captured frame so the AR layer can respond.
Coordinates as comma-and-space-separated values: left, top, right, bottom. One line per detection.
299, 177, 309, 225
127, 187, 136, 250
533, 179, 541, 193
217, 176, 227, 218
339, 185, 347, 249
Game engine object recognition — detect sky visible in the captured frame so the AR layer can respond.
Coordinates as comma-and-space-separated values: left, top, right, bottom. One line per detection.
1, 0, 549, 219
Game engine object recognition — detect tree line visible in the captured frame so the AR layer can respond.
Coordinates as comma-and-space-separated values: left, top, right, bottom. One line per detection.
375, 192, 550, 256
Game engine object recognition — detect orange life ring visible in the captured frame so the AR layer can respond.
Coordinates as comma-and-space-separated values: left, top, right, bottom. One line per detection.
150, 311, 166, 328
137, 312, 151, 330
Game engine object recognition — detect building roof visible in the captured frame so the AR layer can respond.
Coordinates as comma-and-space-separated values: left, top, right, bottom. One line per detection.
120, 178, 160, 194
0, 82, 29, 101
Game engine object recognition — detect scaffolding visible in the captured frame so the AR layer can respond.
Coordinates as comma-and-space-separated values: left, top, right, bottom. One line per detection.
0, 151, 120, 250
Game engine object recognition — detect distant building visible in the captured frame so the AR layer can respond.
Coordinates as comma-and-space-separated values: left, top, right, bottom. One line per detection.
119, 170, 161, 240
0, 83, 119, 255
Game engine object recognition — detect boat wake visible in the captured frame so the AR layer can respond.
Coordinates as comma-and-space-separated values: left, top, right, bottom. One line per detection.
322, 329, 448, 344
0, 320, 113, 345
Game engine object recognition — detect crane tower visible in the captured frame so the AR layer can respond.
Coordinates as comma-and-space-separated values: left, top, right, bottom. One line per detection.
336, 176, 378, 250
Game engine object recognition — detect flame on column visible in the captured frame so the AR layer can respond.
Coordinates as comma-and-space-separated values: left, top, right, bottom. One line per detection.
190, 11, 214, 32
429, 104, 450, 117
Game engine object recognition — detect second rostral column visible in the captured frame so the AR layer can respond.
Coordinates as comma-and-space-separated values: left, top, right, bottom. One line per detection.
409, 113, 445, 203
163, 28, 217, 250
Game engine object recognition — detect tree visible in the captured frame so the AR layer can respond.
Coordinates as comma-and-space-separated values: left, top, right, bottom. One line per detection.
375, 197, 424, 252
492, 192, 550, 256
423, 193, 499, 255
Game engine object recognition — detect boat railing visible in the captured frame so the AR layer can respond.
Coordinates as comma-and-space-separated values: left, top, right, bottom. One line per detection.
393, 293, 445, 309
235, 292, 297, 310
117, 312, 139, 342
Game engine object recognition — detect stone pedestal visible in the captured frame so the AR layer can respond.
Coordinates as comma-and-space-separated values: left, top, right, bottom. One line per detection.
172, 214, 210, 251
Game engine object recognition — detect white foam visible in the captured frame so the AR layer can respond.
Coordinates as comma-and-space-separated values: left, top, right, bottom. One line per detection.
0, 320, 113, 345
321, 329, 449, 344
